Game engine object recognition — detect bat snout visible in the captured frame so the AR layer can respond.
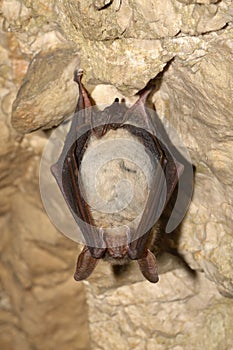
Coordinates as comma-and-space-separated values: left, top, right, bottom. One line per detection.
107, 246, 128, 259
105, 246, 130, 265
101, 226, 130, 261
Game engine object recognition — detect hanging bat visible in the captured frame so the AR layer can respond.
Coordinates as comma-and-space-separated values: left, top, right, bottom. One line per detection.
51, 69, 184, 283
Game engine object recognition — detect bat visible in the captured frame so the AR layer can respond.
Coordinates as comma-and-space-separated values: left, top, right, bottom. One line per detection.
51, 69, 184, 283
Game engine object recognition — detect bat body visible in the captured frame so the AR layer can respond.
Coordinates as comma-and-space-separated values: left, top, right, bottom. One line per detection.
51, 70, 183, 283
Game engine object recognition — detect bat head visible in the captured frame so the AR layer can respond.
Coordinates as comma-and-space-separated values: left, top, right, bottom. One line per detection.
101, 226, 130, 263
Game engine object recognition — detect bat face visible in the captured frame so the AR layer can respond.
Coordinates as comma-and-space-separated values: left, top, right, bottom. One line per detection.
101, 228, 129, 261
51, 69, 184, 283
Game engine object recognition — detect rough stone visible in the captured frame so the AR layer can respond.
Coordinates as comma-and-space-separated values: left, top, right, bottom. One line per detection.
11, 47, 81, 133
0, 161, 90, 350
154, 26, 233, 296
85, 268, 233, 350
0, 20, 89, 350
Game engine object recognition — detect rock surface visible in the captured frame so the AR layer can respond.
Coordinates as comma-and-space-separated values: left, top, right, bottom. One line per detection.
157, 27, 233, 297
0, 18, 89, 350
12, 47, 80, 133
0, 0, 233, 349
85, 267, 233, 350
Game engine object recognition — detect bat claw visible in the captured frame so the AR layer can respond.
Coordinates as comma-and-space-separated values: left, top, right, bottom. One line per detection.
77, 68, 83, 76
74, 68, 83, 84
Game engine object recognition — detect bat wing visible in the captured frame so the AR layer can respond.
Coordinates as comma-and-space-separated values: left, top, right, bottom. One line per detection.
51, 71, 186, 282
51, 70, 105, 255
122, 92, 184, 259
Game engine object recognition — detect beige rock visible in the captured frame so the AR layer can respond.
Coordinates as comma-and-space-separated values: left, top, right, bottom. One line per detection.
55, 0, 232, 40
155, 26, 233, 296
0, 181, 90, 350
0, 18, 89, 350
11, 47, 81, 133
85, 268, 233, 350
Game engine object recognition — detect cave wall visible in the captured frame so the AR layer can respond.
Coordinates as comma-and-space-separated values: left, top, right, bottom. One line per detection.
0, 0, 233, 349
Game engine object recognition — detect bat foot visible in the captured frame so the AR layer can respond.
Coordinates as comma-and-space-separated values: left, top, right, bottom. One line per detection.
74, 68, 83, 84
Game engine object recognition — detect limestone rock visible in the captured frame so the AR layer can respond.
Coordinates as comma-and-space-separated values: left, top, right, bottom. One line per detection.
155, 26, 233, 296
85, 268, 233, 350
0, 157, 90, 350
12, 47, 81, 133
55, 0, 232, 40
0, 21, 88, 350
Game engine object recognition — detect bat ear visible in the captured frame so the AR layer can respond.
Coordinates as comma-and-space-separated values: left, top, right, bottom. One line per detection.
74, 245, 99, 281
137, 250, 159, 283
74, 69, 92, 111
